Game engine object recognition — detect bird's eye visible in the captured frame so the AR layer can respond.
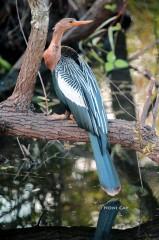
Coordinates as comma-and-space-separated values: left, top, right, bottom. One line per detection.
69, 20, 73, 23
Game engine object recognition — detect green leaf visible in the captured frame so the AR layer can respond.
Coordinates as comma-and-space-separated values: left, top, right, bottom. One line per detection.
0, 56, 11, 71
111, 23, 121, 31
107, 51, 116, 63
114, 59, 129, 69
105, 62, 114, 72
104, 3, 117, 12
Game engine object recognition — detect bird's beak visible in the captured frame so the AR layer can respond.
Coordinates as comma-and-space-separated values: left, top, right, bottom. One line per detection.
71, 20, 93, 27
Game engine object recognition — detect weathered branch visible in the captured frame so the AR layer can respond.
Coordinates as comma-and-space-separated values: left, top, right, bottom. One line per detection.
0, 218, 158, 240
0, 109, 158, 162
141, 74, 156, 126
0, 0, 49, 111
62, 0, 122, 44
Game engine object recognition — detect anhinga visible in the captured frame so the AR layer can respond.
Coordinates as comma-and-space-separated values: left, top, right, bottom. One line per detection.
43, 18, 121, 196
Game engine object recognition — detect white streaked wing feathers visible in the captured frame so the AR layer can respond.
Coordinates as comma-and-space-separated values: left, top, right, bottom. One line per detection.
57, 73, 86, 108
55, 56, 107, 135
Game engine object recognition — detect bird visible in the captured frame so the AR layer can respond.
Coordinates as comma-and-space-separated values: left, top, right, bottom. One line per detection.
43, 18, 121, 196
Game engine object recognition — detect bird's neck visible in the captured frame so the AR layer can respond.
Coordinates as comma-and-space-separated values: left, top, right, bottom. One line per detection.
51, 27, 64, 46
43, 27, 64, 71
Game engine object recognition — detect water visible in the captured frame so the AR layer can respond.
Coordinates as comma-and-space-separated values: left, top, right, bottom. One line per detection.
0, 136, 155, 229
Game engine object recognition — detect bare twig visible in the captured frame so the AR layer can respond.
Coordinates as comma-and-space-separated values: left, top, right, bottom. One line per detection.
141, 78, 155, 125
131, 65, 157, 82
129, 39, 159, 62
131, 65, 159, 130
152, 93, 159, 129
68, 0, 79, 12
130, 65, 159, 131
131, 65, 156, 126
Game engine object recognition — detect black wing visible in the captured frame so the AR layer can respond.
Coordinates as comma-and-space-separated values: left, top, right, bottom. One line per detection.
54, 47, 108, 139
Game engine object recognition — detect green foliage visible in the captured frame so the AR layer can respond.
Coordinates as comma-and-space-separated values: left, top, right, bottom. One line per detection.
114, 59, 129, 68
32, 95, 55, 114
104, 3, 117, 12
0, 56, 11, 72
103, 21, 129, 73
105, 62, 114, 72
107, 51, 116, 62
105, 51, 129, 73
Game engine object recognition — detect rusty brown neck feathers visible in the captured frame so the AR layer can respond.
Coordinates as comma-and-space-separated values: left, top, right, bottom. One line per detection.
43, 27, 64, 71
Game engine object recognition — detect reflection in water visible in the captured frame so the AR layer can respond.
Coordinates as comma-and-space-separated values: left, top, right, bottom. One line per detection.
0, 136, 156, 229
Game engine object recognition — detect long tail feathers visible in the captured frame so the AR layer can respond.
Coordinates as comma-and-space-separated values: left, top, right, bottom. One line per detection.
89, 133, 121, 196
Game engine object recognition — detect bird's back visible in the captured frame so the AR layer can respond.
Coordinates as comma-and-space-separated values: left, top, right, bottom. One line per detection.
54, 47, 108, 139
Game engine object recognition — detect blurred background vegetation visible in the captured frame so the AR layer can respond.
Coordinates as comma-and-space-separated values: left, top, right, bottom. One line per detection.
0, 0, 159, 230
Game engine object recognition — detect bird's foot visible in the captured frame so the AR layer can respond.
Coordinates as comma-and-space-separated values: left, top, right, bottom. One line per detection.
47, 113, 68, 120
69, 114, 76, 123
47, 111, 76, 123
47, 110, 70, 121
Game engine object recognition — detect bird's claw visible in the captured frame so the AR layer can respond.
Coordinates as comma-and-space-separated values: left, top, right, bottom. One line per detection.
47, 113, 67, 120
68, 114, 76, 123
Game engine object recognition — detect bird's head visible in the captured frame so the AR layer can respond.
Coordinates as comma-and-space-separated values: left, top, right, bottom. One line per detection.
54, 18, 93, 32
43, 18, 93, 70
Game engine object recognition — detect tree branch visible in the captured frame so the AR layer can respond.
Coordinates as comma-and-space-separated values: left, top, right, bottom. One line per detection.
62, 0, 123, 44
0, 109, 158, 162
0, 0, 49, 111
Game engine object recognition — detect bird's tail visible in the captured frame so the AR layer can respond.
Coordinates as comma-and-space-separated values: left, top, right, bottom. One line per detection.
89, 133, 121, 196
